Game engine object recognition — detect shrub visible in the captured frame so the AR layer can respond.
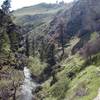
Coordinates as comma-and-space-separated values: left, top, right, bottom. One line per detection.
50, 78, 69, 100
28, 56, 47, 76
80, 37, 100, 60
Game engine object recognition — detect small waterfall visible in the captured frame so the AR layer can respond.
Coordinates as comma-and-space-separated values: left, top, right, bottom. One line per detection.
18, 67, 38, 100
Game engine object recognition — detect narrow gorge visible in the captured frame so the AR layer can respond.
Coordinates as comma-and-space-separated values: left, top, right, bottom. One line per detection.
0, 0, 100, 100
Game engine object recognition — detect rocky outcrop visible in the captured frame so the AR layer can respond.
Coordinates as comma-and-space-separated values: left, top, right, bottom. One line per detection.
66, 0, 100, 35
48, 0, 100, 53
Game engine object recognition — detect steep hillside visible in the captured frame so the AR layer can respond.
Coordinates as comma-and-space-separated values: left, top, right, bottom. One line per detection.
12, 3, 73, 57
13, 3, 65, 16
34, 0, 100, 99
0, 9, 25, 99
10, 0, 100, 100
48, 0, 100, 54
12, 3, 73, 36
19, 0, 100, 100
13, 3, 69, 26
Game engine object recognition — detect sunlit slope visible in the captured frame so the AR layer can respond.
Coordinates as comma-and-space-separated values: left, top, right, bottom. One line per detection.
12, 3, 68, 26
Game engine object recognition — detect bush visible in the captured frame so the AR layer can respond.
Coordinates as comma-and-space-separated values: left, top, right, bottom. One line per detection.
50, 78, 69, 100
28, 56, 47, 76
80, 37, 100, 60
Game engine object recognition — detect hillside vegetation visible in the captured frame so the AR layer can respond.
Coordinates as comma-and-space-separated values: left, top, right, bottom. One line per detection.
0, 0, 100, 100
0, 8, 25, 99
12, 3, 71, 26
13, 0, 100, 100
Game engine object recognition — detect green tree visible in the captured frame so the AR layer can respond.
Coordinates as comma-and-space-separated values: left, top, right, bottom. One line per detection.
25, 35, 30, 57
1, 0, 11, 14
58, 18, 65, 59
39, 37, 45, 62
32, 38, 35, 56
46, 43, 56, 66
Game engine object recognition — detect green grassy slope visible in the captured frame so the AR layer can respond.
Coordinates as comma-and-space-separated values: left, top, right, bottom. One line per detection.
12, 3, 66, 26
12, 1, 100, 100
12, 3, 71, 57
0, 9, 24, 99
33, 53, 100, 100
13, 3, 64, 16
25, 30, 100, 100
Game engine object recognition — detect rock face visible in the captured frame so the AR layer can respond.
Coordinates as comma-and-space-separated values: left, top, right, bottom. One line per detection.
66, 0, 100, 35
49, 0, 100, 54
49, 0, 100, 51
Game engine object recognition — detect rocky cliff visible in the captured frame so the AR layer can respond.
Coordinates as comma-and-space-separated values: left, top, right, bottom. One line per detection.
49, 0, 100, 53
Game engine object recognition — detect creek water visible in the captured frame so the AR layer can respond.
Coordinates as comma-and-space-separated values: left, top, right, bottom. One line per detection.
18, 67, 37, 100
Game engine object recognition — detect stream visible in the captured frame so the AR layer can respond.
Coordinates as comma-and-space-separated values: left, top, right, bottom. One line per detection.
18, 67, 38, 100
